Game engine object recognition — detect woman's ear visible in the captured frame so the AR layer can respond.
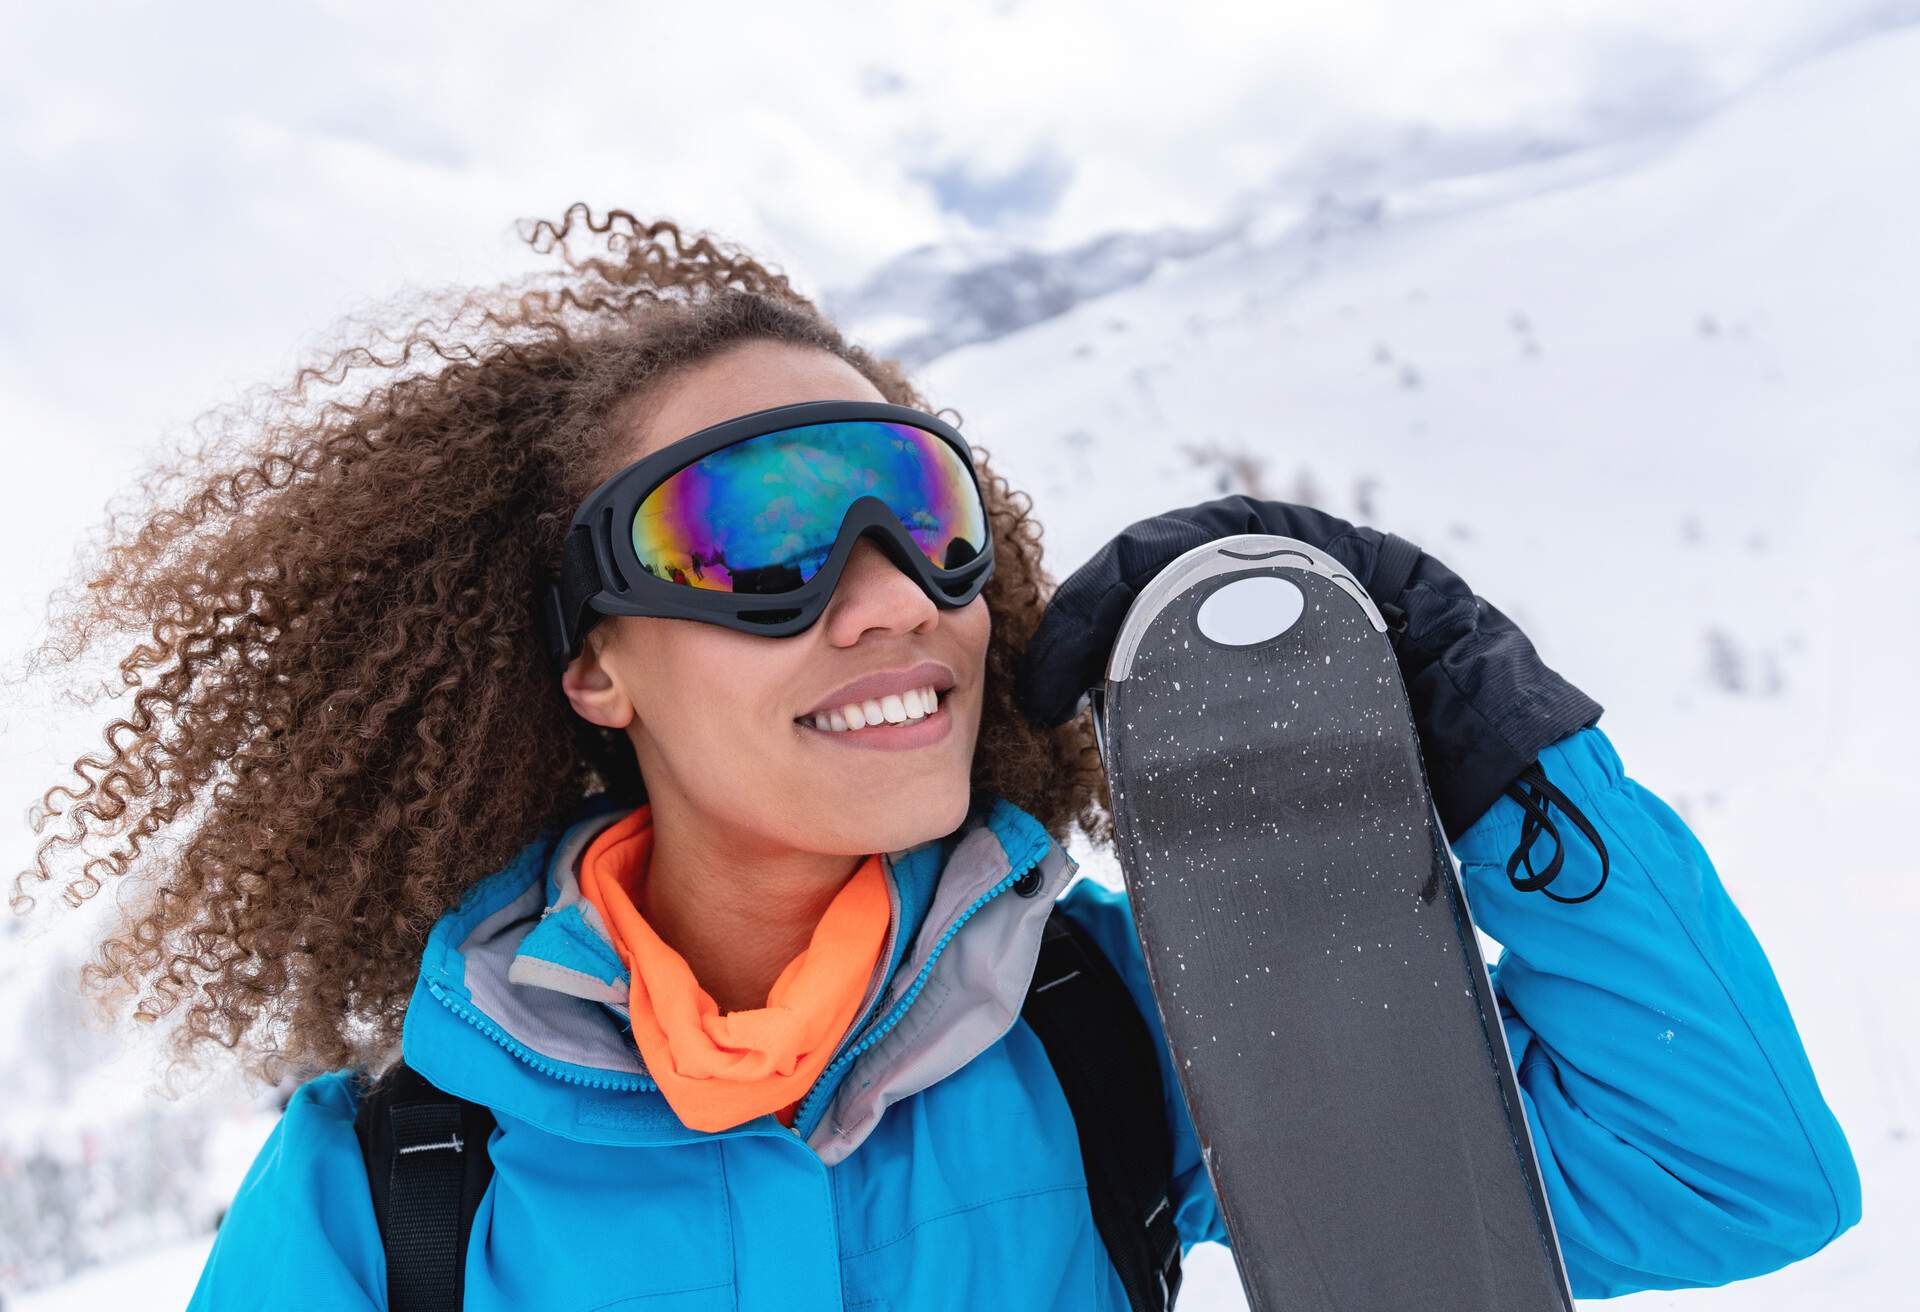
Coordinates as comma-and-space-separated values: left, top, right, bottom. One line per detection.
560, 624, 638, 731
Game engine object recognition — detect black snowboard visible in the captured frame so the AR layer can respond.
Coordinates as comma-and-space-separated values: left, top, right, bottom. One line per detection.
1088, 533, 1573, 1312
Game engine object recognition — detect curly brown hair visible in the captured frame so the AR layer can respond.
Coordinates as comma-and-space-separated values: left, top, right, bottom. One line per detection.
9, 204, 1113, 1085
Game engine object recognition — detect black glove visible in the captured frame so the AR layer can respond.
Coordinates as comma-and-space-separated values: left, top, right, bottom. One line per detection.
1015, 494, 1603, 844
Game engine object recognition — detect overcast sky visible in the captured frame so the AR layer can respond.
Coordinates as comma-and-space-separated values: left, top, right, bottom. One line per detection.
1, 0, 1915, 614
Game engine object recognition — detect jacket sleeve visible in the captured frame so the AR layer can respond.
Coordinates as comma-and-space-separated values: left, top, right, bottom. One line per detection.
1448, 724, 1859, 1296
187, 1070, 386, 1310
1054, 723, 1861, 1294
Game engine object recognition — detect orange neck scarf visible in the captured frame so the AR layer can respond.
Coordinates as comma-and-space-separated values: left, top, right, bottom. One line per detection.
575, 804, 892, 1134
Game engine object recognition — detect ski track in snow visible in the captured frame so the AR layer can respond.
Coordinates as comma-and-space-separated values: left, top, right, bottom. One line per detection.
8, 21, 1920, 1311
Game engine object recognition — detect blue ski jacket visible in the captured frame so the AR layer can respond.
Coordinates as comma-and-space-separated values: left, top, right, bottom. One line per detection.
189, 725, 1859, 1309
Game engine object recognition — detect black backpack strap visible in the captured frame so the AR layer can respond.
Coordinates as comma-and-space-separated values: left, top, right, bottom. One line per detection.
1024, 904, 1184, 1311
353, 1060, 498, 1312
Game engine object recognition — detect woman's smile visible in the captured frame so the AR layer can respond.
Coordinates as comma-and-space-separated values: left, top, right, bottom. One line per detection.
795, 685, 955, 751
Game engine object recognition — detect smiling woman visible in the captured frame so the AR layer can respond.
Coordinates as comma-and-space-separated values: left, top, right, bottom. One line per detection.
10, 202, 1178, 1312
7, 202, 1109, 1081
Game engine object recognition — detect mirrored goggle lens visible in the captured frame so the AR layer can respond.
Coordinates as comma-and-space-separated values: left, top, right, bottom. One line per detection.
632, 420, 987, 595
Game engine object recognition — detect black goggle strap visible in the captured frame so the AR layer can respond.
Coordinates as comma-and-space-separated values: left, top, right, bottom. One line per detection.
539, 524, 604, 675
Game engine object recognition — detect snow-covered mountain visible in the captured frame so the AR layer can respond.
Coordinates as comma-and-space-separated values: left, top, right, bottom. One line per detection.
9, 18, 1920, 1310
822, 219, 1248, 368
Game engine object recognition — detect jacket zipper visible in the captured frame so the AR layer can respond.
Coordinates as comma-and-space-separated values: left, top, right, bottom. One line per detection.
791, 832, 1049, 1130
808, 855, 904, 1075
424, 974, 656, 1093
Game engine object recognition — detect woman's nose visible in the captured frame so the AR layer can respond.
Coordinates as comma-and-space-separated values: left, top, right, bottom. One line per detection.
828, 536, 938, 630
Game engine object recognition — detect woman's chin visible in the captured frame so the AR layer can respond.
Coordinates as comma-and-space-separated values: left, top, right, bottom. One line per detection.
795, 780, 974, 855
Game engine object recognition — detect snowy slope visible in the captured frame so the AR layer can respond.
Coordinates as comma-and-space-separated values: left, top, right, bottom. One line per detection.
9, 20, 1920, 1311
909, 26, 1920, 1311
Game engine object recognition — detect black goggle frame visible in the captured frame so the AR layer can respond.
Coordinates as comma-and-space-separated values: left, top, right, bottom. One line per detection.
537, 399, 996, 674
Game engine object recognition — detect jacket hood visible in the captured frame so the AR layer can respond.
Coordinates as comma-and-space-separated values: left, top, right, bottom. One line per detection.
400, 791, 1079, 1166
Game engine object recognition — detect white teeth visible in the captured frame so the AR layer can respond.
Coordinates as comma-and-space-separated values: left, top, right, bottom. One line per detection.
806, 685, 943, 733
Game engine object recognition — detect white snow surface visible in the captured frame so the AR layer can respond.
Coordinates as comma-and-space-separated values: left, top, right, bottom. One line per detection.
6, 20, 1918, 1311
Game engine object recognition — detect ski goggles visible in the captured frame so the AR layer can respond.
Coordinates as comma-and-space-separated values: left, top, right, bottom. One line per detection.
537, 399, 995, 672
